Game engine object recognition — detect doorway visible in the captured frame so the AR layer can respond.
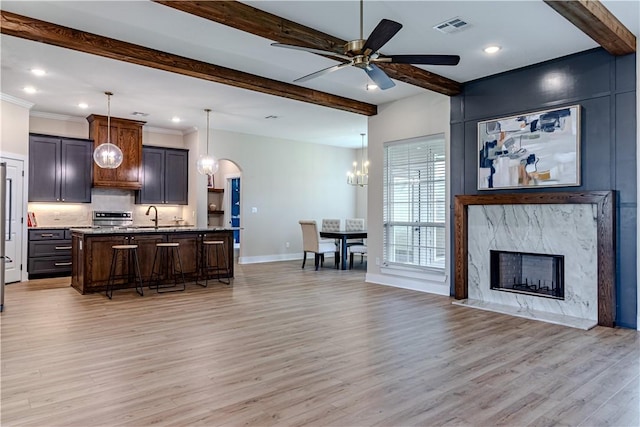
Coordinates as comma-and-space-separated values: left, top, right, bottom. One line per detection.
226, 176, 241, 249
2, 157, 24, 283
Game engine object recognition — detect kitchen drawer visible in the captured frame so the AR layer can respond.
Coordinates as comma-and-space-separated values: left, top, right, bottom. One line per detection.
28, 256, 72, 275
29, 240, 72, 257
29, 229, 67, 240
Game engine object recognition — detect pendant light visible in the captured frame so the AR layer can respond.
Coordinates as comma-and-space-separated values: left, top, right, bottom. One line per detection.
93, 91, 123, 169
347, 133, 369, 186
197, 108, 219, 176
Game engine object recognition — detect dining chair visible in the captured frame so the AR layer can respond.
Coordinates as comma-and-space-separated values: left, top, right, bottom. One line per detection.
345, 218, 365, 247
349, 243, 367, 269
321, 218, 342, 249
299, 220, 339, 270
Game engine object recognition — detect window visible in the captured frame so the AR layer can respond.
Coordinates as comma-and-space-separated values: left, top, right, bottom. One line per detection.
383, 134, 446, 271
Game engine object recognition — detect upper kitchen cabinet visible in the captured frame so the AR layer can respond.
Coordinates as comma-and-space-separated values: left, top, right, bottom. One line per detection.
29, 134, 93, 203
136, 146, 188, 205
87, 114, 145, 190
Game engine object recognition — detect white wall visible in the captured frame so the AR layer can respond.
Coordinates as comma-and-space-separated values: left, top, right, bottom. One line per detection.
1, 97, 32, 156
367, 91, 451, 295
211, 129, 357, 263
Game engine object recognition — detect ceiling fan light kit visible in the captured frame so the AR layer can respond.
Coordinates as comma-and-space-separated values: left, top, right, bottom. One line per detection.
272, 0, 460, 90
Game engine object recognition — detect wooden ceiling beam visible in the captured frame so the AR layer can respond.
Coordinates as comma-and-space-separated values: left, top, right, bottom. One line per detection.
544, 0, 636, 56
0, 10, 377, 116
154, 0, 462, 96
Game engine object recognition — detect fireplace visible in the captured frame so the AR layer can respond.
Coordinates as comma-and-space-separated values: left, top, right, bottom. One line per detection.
490, 250, 564, 299
453, 191, 615, 327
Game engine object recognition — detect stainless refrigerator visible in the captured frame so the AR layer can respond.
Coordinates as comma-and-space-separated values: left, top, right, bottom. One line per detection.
1, 161, 5, 311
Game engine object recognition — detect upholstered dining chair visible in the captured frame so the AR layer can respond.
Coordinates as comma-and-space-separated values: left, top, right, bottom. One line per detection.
349, 242, 367, 269
321, 218, 342, 249
345, 218, 365, 247
299, 220, 339, 270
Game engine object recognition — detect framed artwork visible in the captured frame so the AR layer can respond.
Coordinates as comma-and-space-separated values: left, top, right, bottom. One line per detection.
477, 105, 581, 190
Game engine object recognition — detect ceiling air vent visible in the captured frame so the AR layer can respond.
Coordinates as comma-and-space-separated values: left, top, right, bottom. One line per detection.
131, 111, 149, 117
433, 17, 470, 34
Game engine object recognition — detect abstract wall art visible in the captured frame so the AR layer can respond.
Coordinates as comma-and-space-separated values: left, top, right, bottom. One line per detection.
477, 105, 581, 190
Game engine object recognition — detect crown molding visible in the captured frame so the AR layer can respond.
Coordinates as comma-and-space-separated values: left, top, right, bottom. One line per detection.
143, 126, 184, 136
30, 111, 86, 122
1, 93, 35, 109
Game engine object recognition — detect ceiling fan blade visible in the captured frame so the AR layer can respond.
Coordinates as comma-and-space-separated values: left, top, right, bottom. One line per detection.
294, 62, 353, 83
362, 19, 402, 55
364, 63, 395, 90
271, 43, 351, 61
376, 54, 461, 66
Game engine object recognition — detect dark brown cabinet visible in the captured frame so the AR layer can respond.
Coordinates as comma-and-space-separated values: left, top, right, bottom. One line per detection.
28, 134, 93, 203
87, 114, 145, 190
71, 230, 234, 294
136, 146, 188, 205
28, 228, 72, 278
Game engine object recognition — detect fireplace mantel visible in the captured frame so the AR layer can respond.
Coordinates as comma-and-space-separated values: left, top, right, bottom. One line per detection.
454, 191, 615, 327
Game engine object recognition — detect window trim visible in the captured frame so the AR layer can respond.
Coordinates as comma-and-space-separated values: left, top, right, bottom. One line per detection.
383, 133, 447, 274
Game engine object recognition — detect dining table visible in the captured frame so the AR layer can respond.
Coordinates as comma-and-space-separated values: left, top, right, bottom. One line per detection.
319, 230, 367, 270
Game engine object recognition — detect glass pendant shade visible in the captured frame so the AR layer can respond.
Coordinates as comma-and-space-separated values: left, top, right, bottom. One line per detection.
198, 108, 219, 176
347, 133, 369, 186
93, 142, 123, 169
94, 91, 123, 169
196, 154, 219, 176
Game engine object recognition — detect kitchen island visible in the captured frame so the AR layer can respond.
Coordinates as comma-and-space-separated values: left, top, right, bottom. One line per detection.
70, 227, 234, 294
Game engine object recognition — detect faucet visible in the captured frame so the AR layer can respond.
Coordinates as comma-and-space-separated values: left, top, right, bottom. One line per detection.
145, 205, 158, 228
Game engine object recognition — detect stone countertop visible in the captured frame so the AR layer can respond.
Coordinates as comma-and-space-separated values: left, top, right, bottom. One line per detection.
69, 226, 238, 235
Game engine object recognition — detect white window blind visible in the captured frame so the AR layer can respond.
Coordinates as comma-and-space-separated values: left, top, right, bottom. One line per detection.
383, 134, 446, 271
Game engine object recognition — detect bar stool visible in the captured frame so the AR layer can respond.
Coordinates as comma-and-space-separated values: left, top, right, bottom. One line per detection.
106, 244, 144, 299
148, 242, 186, 293
197, 240, 231, 287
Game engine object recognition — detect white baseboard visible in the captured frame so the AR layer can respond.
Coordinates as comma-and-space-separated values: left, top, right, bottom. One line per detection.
238, 252, 335, 265
366, 272, 450, 296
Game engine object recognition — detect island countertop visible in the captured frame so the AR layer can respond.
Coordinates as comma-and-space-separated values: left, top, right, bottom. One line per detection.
71, 228, 235, 294
69, 226, 238, 235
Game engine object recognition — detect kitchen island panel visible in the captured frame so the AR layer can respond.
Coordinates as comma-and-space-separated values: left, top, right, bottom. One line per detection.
71, 229, 234, 294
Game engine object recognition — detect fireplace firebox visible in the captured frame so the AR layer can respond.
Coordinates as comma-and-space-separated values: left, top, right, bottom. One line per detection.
490, 250, 564, 299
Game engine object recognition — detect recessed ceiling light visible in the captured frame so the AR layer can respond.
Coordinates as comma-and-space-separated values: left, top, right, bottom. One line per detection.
23, 86, 37, 94
171, 116, 181, 123
30, 68, 46, 76
483, 45, 501, 54
131, 112, 149, 117
78, 102, 88, 109
366, 84, 378, 91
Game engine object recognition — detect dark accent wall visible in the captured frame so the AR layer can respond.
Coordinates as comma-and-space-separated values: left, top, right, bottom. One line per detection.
450, 48, 637, 329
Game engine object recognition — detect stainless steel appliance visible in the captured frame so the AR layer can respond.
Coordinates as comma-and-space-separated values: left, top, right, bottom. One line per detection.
1, 162, 6, 311
92, 211, 133, 228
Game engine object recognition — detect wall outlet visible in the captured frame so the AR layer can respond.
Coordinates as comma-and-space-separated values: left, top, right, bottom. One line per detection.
375, 257, 380, 266
285, 242, 290, 248
251, 207, 258, 213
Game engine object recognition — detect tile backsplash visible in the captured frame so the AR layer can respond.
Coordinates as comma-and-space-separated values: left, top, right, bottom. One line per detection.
28, 188, 190, 227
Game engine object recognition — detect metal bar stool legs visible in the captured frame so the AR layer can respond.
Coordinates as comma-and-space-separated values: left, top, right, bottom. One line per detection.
148, 242, 186, 293
106, 245, 144, 299
197, 240, 231, 287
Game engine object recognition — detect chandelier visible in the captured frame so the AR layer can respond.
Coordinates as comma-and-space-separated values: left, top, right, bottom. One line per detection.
347, 133, 369, 186
196, 108, 219, 176
93, 91, 123, 169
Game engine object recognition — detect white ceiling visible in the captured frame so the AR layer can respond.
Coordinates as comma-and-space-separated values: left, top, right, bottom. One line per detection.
1, 0, 638, 148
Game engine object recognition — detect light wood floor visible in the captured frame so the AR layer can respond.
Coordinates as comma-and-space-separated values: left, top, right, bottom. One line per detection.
1, 261, 639, 427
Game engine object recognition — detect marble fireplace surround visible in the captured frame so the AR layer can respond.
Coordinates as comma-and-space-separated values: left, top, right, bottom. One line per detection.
454, 191, 615, 328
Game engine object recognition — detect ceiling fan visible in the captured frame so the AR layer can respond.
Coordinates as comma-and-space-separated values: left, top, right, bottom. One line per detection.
271, 0, 460, 90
